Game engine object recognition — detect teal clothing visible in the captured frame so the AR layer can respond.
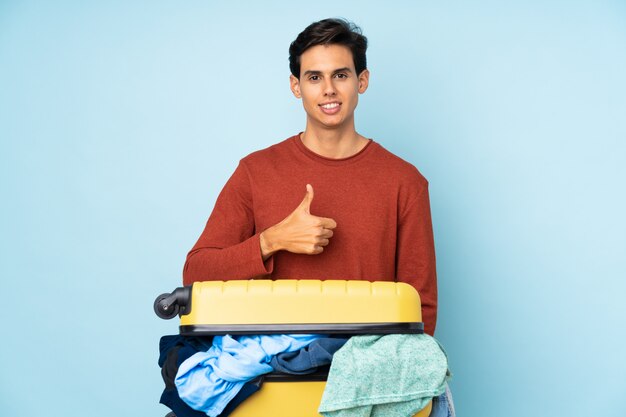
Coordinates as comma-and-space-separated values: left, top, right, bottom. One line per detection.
318, 334, 450, 417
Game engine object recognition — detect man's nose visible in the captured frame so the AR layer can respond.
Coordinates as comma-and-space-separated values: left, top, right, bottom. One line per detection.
323, 79, 336, 96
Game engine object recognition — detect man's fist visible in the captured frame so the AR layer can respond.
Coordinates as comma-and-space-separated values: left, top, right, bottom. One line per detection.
260, 184, 337, 259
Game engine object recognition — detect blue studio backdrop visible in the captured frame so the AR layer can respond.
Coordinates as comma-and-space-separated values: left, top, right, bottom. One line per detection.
1, 1, 625, 416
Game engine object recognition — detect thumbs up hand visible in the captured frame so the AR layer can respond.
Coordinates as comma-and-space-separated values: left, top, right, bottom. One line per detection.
260, 184, 337, 259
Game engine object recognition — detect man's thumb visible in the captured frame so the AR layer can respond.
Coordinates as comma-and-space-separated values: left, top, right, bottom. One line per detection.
298, 184, 314, 213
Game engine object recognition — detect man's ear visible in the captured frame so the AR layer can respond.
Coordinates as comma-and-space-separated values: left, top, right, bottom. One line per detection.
358, 69, 370, 94
290, 74, 302, 98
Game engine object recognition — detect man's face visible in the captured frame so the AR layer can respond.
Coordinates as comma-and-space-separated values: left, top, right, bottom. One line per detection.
290, 44, 369, 131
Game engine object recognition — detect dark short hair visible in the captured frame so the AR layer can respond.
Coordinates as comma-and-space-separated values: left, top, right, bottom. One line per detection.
289, 18, 368, 79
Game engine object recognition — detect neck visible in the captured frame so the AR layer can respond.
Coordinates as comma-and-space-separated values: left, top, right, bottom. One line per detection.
301, 120, 368, 159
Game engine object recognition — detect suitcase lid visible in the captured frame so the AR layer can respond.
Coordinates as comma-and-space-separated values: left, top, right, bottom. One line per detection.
179, 280, 423, 335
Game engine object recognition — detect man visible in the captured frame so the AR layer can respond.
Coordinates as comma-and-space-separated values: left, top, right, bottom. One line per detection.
183, 18, 438, 337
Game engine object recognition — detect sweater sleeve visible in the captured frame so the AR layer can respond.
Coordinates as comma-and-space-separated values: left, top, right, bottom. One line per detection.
396, 182, 438, 336
182, 161, 274, 285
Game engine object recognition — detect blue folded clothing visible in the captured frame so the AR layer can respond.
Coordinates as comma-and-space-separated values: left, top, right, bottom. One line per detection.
270, 337, 349, 375
158, 335, 265, 417
175, 334, 324, 417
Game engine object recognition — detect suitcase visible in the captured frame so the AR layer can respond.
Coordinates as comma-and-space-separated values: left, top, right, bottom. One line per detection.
155, 279, 433, 417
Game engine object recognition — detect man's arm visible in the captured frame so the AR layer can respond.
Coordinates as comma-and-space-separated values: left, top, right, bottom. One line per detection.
183, 164, 336, 285
183, 162, 270, 285
395, 182, 438, 336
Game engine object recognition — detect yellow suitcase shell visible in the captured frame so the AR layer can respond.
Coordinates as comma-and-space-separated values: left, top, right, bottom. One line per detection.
229, 379, 432, 417
155, 280, 431, 417
179, 279, 424, 334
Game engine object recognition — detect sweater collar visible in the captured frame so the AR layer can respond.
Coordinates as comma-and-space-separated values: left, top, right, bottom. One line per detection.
291, 132, 376, 166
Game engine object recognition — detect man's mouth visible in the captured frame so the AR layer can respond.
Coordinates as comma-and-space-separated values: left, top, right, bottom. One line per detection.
319, 102, 341, 114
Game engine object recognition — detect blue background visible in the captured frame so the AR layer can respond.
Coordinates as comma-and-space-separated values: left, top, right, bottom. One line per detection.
1, 1, 625, 416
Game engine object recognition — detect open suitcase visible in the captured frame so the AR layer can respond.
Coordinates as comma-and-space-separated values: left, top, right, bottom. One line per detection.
154, 279, 433, 417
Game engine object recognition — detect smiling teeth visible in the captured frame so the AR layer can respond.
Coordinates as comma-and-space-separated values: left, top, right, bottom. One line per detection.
322, 103, 339, 109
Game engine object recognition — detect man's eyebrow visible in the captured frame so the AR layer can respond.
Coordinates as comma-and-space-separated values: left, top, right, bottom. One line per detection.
302, 67, 354, 76
333, 67, 353, 74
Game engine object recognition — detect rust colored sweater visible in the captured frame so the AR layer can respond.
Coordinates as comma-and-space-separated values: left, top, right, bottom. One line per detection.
184, 134, 438, 335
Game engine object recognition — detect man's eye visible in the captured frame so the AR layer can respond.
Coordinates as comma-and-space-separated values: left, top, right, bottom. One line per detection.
335, 73, 347, 78
309, 75, 320, 81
